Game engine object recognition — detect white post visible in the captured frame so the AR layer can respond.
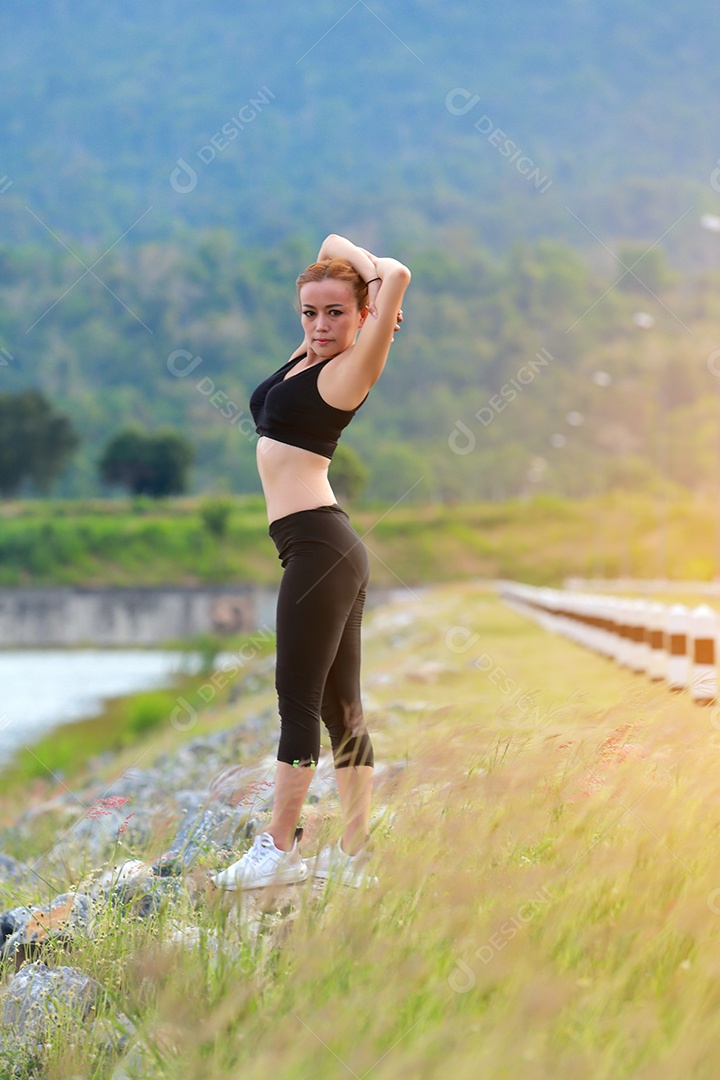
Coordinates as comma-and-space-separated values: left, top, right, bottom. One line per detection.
665, 603, 690, 692
615, 598, 633, 667
690, 604, 717, 705
634, 600, 656, 673
646, 601, 667, 682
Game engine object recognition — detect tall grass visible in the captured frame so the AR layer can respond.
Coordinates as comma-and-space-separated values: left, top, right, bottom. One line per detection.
3, 585, 720, 1077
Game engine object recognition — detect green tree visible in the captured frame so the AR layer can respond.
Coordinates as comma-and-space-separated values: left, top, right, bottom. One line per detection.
617, 243, 674, 293
329, 443, 369, 502
199, 497, 234, 538
99, 427, 194, 497
0, 389, 80, 497
366, 445, 432, 503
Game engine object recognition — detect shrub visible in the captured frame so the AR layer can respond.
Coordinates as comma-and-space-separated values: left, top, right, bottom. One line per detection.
125, 690, 176, 736
199, 498, 234, 539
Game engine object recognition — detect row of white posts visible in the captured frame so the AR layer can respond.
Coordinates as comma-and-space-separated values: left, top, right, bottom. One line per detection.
500, 582, 718, 706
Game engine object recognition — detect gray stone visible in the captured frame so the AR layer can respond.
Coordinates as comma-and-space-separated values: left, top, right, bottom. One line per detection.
0, 892, 92, 962
0, 961, 134, 1067
0, 905, 32, 952
1, 961, 101, 1046
153, 801, 258, 874
110, 1042, 153, 1080
58, 805, 152, 864
74, 860, 186, 919
0, 853, 30, 886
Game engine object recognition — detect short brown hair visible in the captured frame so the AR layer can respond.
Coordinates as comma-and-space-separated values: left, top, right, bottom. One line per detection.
296, 258, 368, 310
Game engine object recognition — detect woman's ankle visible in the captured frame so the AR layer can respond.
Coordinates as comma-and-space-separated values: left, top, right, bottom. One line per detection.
339, 833, 370, 858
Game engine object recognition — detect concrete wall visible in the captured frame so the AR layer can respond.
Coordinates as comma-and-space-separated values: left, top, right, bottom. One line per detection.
0, 586, 278, 646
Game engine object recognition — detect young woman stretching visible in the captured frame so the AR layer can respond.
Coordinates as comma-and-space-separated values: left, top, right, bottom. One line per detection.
211, 233, 411, 890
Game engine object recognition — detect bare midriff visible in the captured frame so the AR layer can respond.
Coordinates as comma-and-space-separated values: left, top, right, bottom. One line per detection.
257, 436, 336, 524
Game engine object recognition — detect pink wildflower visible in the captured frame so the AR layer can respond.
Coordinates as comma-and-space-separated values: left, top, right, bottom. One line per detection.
117, 812, 136, 835
87, 795, 132, 820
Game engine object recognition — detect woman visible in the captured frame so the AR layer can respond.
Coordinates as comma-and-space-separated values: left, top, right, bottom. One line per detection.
211, 233, 411, 890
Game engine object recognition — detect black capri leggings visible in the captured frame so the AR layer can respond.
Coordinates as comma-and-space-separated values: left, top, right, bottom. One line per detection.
269, 503, 374, 770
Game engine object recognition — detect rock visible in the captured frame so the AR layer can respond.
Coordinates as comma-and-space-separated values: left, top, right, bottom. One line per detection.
80, 859, 184, 918
6, 713, 281, 881
0, 865, 184, 968
0, 853, 30, 886
109, 1023, 180, 1080
152, 802, 257, 874
97, 859, 154, 890
0, 892, 92, 966
2, 961, 98, 1028
110, 1041, 154, 1080
0, 962, 133, 1067
0, 905, 32, 951
37, 801, 151, 870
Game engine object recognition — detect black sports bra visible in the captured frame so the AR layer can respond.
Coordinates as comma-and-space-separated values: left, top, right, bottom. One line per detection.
249, 353, 366, 460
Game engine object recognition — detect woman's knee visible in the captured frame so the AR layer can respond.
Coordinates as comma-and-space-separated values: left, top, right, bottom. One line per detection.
331, 733, 375, 769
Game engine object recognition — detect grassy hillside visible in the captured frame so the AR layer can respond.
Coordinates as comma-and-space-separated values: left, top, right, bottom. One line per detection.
2, 584, 720, 1077
2, 491, 720, 587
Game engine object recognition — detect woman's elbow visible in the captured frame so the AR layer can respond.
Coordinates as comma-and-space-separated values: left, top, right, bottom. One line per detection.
321, 233, 348, 254
389, 262, 412, 286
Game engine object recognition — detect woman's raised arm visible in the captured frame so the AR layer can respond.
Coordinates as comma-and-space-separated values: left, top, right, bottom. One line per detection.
317, 234, 377, 298
317, 234, 411, 401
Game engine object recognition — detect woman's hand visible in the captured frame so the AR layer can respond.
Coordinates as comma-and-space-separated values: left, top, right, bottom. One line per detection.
366, 277, 381, 319
366, 285, 403, 334
366, 284, 403, 332
317, 235, 408, 334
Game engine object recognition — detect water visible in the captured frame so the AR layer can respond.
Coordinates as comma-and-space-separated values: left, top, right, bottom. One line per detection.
0, 649, 195, 766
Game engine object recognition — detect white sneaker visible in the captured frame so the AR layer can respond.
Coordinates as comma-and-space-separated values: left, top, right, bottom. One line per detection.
209, 831, 308, 891
306, 841, 378, 889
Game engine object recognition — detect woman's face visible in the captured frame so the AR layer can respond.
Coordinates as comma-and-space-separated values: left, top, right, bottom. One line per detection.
299, 280, 366, 358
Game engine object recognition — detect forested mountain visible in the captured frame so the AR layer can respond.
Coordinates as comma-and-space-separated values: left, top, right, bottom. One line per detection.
2, 0, 719, 255
1, 231, 719, 502
1, 1, 720, 501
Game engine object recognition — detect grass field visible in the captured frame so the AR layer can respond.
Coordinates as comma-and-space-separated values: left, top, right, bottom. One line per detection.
2, 583, 720, 1077
2, 490, 720, 586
